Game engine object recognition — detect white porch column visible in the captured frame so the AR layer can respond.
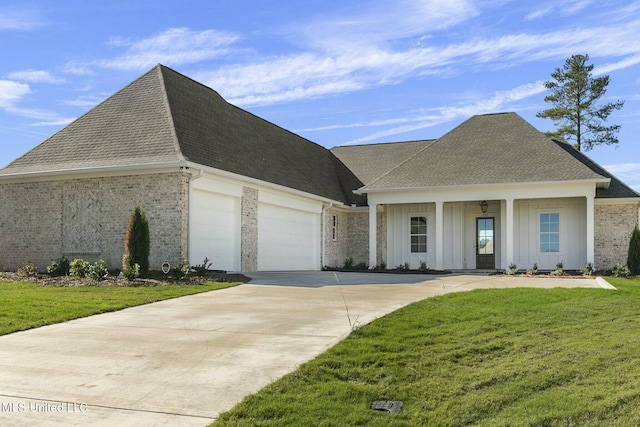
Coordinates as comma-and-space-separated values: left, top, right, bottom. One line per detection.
505, 198, 514, 269
586, 195, 595, 268
368, 203, 377, 268
435, 201, 444, 271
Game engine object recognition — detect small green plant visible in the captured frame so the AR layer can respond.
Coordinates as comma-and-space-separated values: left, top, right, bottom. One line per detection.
87, 260, 109, 281
354, 261, 368, 270
419, 261, 428, 273
526, 262, 539, 275
628, 225, 640, 275
17, 261, 38, 277
612, 263, 630, 278
551, 261, 565, 276
47, 257, 70, 277
396, 262, 410, 271
192, 257, 213, 275
581, 262, 594, 276
69, 258, 90, 278
171, 260, 190, 280
506, 263, 518, 275
122, 254, 141, 280
379, 260, 386, 270
343, 257, 354, 270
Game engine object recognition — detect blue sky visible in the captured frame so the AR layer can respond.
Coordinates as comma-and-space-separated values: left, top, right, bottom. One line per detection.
1, 1, 640, 189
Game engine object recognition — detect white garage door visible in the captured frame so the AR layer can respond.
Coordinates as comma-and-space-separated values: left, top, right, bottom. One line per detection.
258, 203, 319, 271
190, 189, 240, 271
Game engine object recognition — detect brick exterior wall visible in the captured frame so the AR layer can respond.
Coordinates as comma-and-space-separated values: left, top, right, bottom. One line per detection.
595, 203, 639, 270
241, 186, 259, 271
322, 207, 349, 268
0, 171, 189, 272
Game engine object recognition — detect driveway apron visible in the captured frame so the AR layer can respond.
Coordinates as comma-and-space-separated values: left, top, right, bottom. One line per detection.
0, 274, 608, 426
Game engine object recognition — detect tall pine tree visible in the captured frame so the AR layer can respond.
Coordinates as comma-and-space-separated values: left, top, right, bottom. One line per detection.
537, 54, 624, 152
628, 225, 640, 276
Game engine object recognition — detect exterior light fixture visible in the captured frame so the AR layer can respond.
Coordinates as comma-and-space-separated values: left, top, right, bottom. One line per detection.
480, 200, 488, 214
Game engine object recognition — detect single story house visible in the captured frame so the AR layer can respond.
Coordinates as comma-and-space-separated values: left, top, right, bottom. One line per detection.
0, 64, 638, 272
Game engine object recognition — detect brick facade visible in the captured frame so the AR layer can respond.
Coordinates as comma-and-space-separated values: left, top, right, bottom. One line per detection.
595, 203, 639, 270
0, 171, 189, 272
241, 186, 259, 271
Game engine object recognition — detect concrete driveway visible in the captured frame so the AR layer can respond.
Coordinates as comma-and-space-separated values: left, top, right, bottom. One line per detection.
0, 273, 610, 426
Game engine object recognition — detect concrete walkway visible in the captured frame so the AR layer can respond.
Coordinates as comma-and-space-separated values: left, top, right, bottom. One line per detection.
0, 274, 611, 426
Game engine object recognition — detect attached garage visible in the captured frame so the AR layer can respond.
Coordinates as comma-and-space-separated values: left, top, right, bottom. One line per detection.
189, 178, 241, 272
257, 193, 322, 271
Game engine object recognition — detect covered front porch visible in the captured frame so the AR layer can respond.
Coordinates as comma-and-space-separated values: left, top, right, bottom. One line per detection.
365, 182, 597, 272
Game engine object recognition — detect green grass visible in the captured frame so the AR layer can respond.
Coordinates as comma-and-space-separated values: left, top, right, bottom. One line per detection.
0, 280, 240, 336
214, 278, 640, 426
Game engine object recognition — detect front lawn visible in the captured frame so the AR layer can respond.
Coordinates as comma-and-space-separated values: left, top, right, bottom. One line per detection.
0, 280, 240, 336
214, 277, 640, 426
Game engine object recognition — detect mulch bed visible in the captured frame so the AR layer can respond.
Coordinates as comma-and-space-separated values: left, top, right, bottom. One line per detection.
0, 271, 249, 287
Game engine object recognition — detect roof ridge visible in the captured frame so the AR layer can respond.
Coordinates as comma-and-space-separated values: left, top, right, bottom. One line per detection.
156, 65, 186, 163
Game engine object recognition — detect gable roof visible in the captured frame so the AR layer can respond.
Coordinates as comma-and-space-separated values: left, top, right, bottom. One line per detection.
0, 65, 363, 205
331, 139, 434, 185
359, 112, 614, 192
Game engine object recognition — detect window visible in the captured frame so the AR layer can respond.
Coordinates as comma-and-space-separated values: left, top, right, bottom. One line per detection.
331, 215, 338, 241
410, 216, 427, 253
540, 213, 560, 253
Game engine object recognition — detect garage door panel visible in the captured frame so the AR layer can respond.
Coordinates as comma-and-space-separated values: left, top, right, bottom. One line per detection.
258, 203, 319, 271
190, 190, 240, 271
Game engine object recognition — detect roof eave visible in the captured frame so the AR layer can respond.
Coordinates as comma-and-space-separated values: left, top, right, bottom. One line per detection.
184, 161, 348, 206
354, 178, 611, 194
0, 161, 189, 182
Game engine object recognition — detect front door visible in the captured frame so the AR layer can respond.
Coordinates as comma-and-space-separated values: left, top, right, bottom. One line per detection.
476, 217, 495, 269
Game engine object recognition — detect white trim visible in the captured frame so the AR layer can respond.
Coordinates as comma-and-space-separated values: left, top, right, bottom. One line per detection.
357, 178, 610, 195
595, 198, 640, 205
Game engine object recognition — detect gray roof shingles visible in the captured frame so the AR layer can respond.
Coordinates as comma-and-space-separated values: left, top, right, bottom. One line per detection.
360, 112, 618, 191
1, 67, 636, 203
0, 65, 363, 205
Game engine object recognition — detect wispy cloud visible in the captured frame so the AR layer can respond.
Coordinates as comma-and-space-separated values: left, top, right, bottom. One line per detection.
0, 80, 30, 108
525, 0, 595, 21
339, 81, 546, 145
99, 27, 240, 70
7, 69, 64, 84
0, 7, 45, 30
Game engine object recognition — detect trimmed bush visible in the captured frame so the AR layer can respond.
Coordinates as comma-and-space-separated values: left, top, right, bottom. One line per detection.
628, 225, 640, 275
69, 259, 90, 278
87, 260, 109, 281
47, 257, 70, 277
17, 262, 38, 277
123, 206, 150, 277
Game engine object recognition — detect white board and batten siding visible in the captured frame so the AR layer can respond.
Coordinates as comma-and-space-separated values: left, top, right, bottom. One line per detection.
189, 176, 242, 272
258, 191, 322, 271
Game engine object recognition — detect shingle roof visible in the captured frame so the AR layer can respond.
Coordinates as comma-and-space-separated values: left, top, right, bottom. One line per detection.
0, 65, 363, 205
361, 112, 612, 191
331, 140, 434, 185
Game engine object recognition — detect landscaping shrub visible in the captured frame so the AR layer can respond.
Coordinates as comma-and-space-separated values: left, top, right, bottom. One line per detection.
526, 262, 539, 275
343, 257, 354, 270
69, 259, 90, 278
191, 257, 212, 275
123, 206, 150, 277
582, 262, 594, 276
420, 261, 428, 273
506, 263, 518, 275
628, 225, 640, 275
122, 254, 141, 280
613, 263, 630, 278
354, 261, 367, 270
17, 262, 38, 277
171, 260, 190, 280
87, 260, 109, 281
551, 261, 564, 276
47, 257, 70, 277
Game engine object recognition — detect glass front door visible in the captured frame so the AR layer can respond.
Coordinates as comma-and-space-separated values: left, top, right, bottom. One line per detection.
476, 217, 495, 269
